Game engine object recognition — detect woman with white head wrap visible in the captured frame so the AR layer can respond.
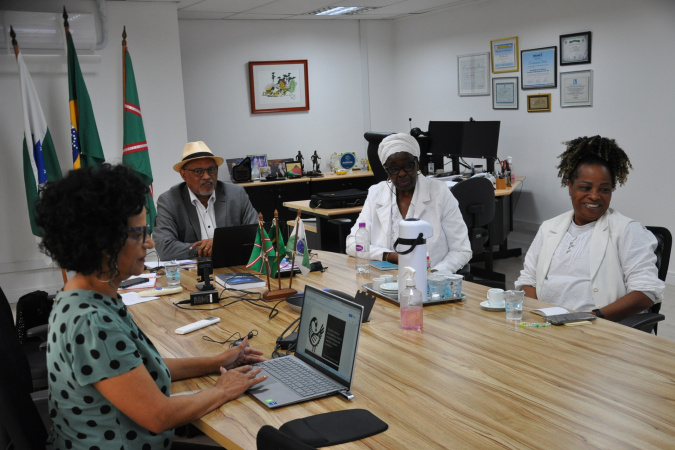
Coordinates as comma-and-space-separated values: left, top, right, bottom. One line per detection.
346, 133, 471, 272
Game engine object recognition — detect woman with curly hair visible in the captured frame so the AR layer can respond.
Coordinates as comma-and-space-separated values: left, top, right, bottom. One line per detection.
36, 164, 267, 449
515, 136, 664, 321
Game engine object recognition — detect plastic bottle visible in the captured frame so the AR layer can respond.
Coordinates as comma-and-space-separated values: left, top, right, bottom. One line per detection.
507, 156, 514, 182
400, 266, 423, 330
354, 223, 370, 274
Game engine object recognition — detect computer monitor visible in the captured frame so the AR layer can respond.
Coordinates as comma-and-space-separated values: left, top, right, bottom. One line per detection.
427, 121, 464, 174
460, 120, 500, 173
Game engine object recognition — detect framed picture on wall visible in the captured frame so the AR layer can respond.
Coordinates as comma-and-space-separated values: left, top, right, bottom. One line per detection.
521, 46, 557, 90
560, 70, 593, 107
492, 77, 519, 109
248, 60, 309, 114
560, 31, 592, 65
490, 36, 519, 73
457, 52, 490, 96
527, 93, 551, 112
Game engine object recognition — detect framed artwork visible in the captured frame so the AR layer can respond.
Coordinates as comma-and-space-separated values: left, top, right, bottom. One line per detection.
560, 31, 592, 65
248, 60, 309, 114
268, 158, 295, 177
527, 93, 551, 112
521, 46, 557, 90
490, 36, 519, 73
225, 158, 243, 182
492, 77, 519, 109
560, 70, 593, 107
247, 154, 268, 172
457, 52, 490, 96
285, 161, 303, 178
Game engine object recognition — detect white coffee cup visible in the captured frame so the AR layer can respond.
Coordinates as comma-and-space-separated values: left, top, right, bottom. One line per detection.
372, 277, 385, 291
486, 288, 504, 306
381, 274, 394, 284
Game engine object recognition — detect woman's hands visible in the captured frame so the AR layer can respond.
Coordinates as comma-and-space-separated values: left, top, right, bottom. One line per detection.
214, 365, 267, 402
219, 337, 266, 370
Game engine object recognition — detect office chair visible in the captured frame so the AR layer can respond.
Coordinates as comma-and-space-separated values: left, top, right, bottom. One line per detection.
257, 425, 318, 450
618, 226, 671, 334
451, 177, 505, 288
0, 288, 49, 449
12, 289, 51, 391
364, 132, 394, 183
328, 218, 352, 254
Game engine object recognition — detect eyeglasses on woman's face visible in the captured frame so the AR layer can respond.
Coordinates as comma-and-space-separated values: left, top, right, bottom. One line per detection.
383, 160, 417, 176
127, 225, 150, 244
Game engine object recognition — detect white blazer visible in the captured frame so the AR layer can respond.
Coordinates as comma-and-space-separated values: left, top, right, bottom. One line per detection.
346, 176, 471, 273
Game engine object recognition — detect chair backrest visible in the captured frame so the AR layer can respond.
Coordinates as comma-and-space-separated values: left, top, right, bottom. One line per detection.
364, 132, 393, 183
0, 287, 49, 449
645, 226, 671, 282
451, 177, 496, 229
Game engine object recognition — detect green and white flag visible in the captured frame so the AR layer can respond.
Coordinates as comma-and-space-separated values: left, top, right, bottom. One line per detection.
123, 44, 156, 233
268, 221, 286, 272
17, 51, 63, 236
287, 219, 311, 275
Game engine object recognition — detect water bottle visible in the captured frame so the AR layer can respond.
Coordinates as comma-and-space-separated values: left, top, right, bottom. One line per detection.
355, 223, 370, 274
400, 266, 423, 330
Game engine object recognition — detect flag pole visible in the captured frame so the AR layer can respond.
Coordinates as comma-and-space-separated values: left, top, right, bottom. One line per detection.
274, 210, 282, 290
257, 213, 271, 291
122, 27, 127, 109
288, 210, 301, 290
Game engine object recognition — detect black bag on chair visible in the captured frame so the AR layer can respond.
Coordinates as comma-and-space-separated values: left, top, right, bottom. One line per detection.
309, 189, 367, 209
16, 290, 52, 344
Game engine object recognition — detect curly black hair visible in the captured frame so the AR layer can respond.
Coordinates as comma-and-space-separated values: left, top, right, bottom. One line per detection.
556, 135, 632, 189
35, 164, 148, 278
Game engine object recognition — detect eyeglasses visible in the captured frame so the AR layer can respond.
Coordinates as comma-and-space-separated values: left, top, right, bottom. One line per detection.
383, 160, 417, 175
182, 166, 218, 177
127, 225, 150, 244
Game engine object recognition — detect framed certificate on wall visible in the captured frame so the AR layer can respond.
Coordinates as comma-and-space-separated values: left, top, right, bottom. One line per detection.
521, 46, 557, 90
560, 31, 592, 65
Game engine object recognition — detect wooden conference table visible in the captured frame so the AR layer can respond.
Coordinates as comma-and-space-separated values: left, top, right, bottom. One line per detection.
128, 252, 675, 449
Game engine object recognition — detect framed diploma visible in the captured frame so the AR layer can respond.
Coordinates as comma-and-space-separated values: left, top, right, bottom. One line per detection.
521, 46, 557, 90
560, 31, 591, 65
458, 52, 490, 96
560, 70, 593, 107
527, 93, 551, 113
490, 36, 519, 73
492, 77, 518, 109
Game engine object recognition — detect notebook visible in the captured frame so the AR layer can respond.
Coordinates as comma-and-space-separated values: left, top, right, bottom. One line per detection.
248, 285, 364, 408
210, 224, 259, 268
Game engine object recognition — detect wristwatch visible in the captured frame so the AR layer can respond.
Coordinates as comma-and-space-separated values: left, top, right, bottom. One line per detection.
592, 308, 604, 318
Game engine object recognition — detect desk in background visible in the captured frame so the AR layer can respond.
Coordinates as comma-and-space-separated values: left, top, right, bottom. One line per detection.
129, 252, 675, 449
239, 171, 375, 227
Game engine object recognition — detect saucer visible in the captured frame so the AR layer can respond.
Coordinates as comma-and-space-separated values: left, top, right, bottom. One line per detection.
380, 282, 398, 292
480, 300, 505, 311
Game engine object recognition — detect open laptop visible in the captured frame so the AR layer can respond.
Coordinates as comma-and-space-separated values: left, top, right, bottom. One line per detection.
210, 224, 259, 268
248, 285, 364, 408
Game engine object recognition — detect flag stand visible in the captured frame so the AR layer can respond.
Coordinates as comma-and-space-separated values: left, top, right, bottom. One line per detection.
262, 210, 297, 300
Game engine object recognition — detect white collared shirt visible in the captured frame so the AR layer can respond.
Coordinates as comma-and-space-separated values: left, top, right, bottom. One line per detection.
188, 189, 216, 240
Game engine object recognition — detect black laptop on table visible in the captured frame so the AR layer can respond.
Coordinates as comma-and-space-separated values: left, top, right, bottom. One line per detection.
210, 224, 259, 268
248, 285, 364, 408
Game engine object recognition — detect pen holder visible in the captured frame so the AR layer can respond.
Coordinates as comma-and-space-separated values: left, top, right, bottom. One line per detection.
495, 177, 506, 190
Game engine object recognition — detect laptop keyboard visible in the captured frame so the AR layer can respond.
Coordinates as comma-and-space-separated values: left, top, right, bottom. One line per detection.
260, 357, 340, 397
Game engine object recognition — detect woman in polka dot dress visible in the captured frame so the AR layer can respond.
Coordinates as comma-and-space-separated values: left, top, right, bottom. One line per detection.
35, 164, 268, 449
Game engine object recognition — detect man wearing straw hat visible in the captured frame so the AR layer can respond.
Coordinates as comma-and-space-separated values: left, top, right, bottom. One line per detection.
154, 141, 258, 260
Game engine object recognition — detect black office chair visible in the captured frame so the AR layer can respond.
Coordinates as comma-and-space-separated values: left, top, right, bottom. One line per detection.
364, 132, 394, 183
0, 287, 49, 449
618, 226, 671, 334
451, 177, 505, 288
328, 218, 353, 254
257, 425, 318, 450
13, 289, 51, 391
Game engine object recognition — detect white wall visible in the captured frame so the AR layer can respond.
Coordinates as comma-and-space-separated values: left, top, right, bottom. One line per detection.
179, 19, 367, 165
385, 0, 675, 278
0, 1, 187, 301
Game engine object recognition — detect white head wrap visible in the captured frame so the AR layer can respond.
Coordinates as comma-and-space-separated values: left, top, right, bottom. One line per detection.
377, 133, 420, 166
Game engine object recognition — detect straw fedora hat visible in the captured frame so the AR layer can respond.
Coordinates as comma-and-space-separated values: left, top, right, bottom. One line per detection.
173, 141, 224, 172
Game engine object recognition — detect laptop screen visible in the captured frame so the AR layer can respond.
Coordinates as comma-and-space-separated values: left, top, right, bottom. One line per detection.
211, 224, 259, 268
296, 285, 363, 386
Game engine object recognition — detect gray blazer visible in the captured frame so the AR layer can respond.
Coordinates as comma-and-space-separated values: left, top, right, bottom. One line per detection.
153, 181, 258, 260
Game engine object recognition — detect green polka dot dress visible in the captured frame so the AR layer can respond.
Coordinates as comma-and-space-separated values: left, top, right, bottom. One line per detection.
47, 290, 173, 449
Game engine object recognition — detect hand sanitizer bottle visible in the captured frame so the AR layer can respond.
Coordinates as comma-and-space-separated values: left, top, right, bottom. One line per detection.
400, 266, 423, 330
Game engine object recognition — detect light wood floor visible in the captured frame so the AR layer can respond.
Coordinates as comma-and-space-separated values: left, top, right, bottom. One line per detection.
491, 254, 675, 341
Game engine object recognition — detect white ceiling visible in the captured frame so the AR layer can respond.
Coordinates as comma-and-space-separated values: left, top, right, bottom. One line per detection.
129, 0, 479, 20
